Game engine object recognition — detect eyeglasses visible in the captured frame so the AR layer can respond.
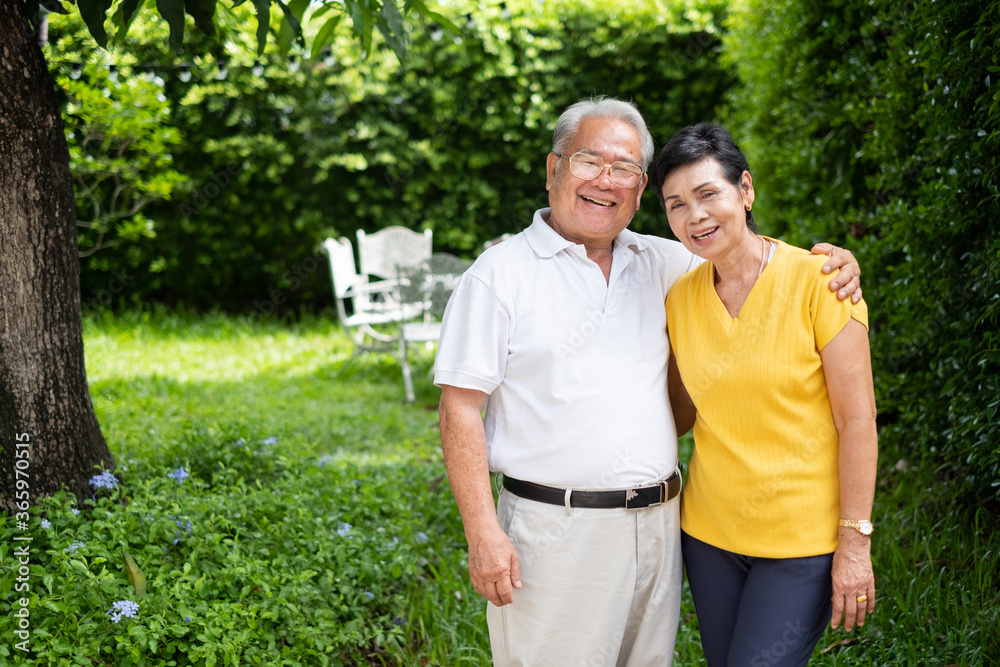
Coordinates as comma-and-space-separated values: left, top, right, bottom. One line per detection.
554, 152, 645, 188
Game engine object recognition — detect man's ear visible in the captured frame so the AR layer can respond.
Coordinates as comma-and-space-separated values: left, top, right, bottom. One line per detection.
634, 173, 648, 210
545, 152, 559, 191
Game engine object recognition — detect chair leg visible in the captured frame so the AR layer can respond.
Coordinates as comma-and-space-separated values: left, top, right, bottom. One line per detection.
399, 335, 415, 403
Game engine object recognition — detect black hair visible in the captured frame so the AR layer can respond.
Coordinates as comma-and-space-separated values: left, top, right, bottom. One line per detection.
650, 122, 757, 232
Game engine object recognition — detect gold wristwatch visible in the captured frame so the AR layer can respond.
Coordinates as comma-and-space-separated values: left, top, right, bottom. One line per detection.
838, 519, 874, 536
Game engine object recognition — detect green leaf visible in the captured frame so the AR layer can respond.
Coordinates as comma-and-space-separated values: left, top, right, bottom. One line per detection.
376, 22, 406, 62
308, 2, 334, 22
275, 0, 304, 48
251, 0, 271, 55
40, 0, 71, 15
122, 551, 147, 598
310, 14, 343, 58
112, 0, 145, 43
276, 11, 296, 56
185, 0, 218, 37
380, 0, 404, 38
408, 0, 458, 33
77, 0, 114, 47
156, 0, 187, 51
343, 0, 372, 55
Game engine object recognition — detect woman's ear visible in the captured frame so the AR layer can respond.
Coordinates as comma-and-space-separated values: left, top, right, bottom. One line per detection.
741, 169, 755, 209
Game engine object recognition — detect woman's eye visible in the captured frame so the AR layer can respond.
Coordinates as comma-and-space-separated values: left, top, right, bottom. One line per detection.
702, 191, 715, 199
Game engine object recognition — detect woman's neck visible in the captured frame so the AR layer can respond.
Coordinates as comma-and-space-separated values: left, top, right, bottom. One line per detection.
713, 233, 765, 285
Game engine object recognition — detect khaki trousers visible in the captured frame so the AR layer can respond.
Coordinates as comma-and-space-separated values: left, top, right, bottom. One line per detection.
488, 487, 682, 667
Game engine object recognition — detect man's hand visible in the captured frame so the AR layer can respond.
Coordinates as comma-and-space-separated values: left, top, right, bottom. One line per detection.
811, 243, 862, 304
467, 524, 522, 606
439, 384, 522, 606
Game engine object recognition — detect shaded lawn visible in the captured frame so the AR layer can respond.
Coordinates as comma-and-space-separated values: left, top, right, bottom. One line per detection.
78, 309, 999, 666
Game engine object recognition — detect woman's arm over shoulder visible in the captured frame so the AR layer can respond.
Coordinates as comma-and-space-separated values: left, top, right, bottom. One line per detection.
820, 318, 878, 632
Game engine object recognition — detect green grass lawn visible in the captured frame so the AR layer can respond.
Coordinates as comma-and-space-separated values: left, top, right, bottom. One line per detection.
2, 310, 997, 665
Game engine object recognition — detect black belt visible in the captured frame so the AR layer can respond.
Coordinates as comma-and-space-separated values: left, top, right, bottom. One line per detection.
502, 470, 681, 510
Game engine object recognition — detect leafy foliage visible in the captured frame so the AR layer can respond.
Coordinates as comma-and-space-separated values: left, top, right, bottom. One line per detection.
722, 0, 1000, 497
59, 63, 186, 260
0, 462, 454, 665
48, 0, 730, 311
37, 0, 440, 61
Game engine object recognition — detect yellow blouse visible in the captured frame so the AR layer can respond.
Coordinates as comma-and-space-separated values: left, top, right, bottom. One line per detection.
666, 239, 868, 558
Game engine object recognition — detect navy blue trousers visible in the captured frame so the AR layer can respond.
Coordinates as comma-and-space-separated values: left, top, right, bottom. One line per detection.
682, 531, 833, 667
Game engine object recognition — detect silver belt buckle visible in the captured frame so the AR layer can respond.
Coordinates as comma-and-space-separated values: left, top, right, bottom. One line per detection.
624, 483, 664, 510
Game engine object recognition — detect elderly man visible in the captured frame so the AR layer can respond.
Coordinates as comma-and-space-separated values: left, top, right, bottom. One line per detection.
434, 98, 860, 666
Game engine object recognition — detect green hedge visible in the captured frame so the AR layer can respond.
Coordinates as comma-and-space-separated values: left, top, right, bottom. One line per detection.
722, 0, 1000, 497
49, 0, 729, 312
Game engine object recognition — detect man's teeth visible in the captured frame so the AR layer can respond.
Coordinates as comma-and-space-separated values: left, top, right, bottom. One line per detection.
582, 195, 613, 207
693, 228, 716, 240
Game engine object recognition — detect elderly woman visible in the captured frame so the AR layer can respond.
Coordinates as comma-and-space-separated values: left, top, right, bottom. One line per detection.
651, 123, 877, 666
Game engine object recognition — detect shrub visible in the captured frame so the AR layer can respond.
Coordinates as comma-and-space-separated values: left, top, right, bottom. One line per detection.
0, 448, 458, 665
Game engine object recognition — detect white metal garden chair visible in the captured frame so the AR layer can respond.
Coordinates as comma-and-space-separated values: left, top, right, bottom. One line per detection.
322, 236, 423, 357
395, 252, 472, 402
356, 226, 433, 286
323, 227, 436, 388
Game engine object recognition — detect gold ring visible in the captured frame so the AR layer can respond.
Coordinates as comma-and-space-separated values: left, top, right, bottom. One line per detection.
856, 594, 868, 604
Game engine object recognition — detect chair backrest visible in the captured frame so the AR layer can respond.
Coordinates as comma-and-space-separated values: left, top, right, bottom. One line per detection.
322, 237, 358, 299
397, 252, 473, 318
356, 226, 432, 281
323, 236, 373, 321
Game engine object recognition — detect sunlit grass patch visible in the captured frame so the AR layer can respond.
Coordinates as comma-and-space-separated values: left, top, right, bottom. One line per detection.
0, 310, 995, 665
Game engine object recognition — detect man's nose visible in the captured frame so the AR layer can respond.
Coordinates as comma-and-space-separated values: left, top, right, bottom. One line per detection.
594, 164, 615, 188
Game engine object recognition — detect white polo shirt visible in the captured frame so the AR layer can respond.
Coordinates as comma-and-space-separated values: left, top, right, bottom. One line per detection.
434, 208, 699, 488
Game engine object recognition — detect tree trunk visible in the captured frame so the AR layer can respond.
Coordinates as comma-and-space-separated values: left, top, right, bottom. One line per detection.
0, 0, 114, 513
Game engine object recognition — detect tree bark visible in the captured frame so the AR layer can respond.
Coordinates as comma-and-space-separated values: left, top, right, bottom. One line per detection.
0, 0, 114, 513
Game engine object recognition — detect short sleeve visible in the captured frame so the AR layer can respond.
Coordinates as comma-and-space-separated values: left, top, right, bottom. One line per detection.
812, 263, 869, 350
432, 272, 511, 393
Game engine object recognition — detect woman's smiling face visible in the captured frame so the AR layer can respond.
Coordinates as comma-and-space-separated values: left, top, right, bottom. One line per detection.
659, 157, 755, 260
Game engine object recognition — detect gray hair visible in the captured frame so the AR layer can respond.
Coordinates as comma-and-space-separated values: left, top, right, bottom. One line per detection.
551, 97, 655, 170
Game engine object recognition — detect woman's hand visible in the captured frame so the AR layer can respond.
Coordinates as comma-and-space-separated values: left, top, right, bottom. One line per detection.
830, 529, 875, 630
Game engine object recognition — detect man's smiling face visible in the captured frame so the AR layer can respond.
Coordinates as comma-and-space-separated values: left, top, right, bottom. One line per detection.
545, 117, 647, 250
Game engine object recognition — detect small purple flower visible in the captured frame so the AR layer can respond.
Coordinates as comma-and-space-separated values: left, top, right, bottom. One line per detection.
364, 591, 375, 600
106, 600, 139, 623
170, 517, 194, 545
70, 508, 80, 516
261, 436, 279, 445
235, 438, 246, 446
167, 466, 189, 483
415, 531, 429, 544
66, 541, 85, 554
89, 471, 119, 490
336, 522, 352, 537
40, 519, 51, 529
317, 455, 336, 467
